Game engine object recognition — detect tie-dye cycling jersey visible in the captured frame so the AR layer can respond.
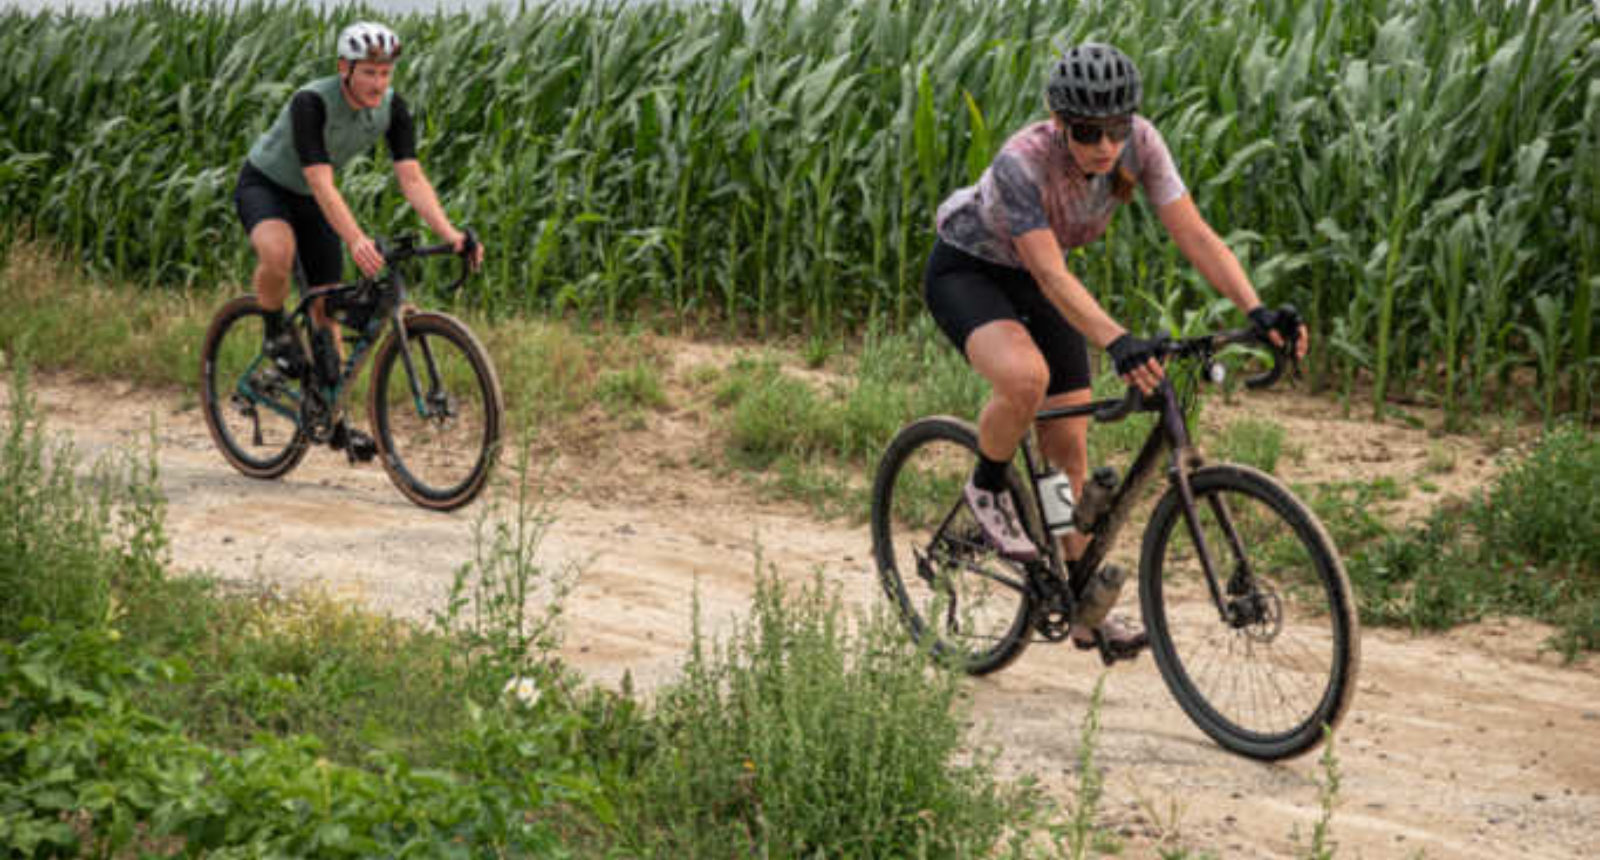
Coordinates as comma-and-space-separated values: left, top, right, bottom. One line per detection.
934, 115, 1187, 268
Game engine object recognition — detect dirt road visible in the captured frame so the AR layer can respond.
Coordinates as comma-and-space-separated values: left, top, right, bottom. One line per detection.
9, 366, 1597, 859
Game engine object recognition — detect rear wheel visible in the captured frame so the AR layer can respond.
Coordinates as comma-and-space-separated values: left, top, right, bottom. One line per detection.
368, 312, 503, 511
1140, 464, 1358, 760
870, 416, 1034, 675
199, 295, 310, 479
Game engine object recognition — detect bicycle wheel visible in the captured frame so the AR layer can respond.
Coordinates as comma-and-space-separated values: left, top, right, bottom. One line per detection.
368, 311, 503, 511
199, 295, 311, 479
870, 416, 1034, 675
1139, 464, 1359, 760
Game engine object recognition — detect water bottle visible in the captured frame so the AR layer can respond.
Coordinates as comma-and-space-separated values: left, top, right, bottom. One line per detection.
1074, 466, 1120, 531
1036, 469, 1076, 537
1071, 563, 1127, 630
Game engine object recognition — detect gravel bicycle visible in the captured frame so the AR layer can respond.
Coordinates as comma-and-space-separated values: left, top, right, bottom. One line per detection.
870, 321, 1358, 760
200, 234, 503, 511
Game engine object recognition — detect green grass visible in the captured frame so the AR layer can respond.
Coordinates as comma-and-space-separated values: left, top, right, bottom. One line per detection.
1342, 424, 1600, 658
1211, 417, 1293, 474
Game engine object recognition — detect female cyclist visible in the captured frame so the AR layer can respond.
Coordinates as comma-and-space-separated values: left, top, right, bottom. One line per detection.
924, 43, 1307, 661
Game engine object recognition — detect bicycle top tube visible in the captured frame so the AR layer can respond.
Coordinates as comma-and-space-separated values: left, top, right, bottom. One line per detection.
1033, 326, 1294, 425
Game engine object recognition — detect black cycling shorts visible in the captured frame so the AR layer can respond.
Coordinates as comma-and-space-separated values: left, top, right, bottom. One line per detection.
923, 237, 1091, 395
233, 161, 344, 288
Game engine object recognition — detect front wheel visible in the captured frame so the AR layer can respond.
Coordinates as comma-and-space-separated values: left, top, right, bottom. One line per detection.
870, 416, 1034, 675
1140, 464, 1359, 760
368, 311, 504, 511
199, 295, 310, 479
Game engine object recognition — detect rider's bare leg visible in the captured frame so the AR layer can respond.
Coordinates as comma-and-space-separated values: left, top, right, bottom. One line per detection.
965, 320, 1049, 463
248, 220, 295, 312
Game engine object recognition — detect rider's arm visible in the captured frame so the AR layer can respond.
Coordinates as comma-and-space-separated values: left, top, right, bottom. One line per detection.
1015, 230, 1164, 394
1014, 230, 1126, 349
293, 92, 383, 278
1155, 193, 1261, 313
303, 165, 383, 278
386, 97, 480, 265
1157, 193, 1307, 354
393, 161, 459, 246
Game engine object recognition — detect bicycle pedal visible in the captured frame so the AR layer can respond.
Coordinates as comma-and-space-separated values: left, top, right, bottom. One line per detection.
1079, 627, 1149, 667
331, 424, 378, 464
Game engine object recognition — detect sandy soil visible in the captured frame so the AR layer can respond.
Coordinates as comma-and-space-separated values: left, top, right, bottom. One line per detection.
5, 355, 1597, 860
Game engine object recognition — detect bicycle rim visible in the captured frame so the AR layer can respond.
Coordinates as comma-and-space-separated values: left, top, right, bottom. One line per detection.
199, 296, 309, 479
369, 313, 502, 510
1140, 465, 1358, 760
871, 417, 1032, 675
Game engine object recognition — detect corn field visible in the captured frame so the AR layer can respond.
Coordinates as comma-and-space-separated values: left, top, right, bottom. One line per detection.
0, 0, 1595, 422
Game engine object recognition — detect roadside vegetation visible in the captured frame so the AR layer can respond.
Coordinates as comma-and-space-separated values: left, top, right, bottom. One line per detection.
4, 356, 1374, 856
0, 362, 1056, 856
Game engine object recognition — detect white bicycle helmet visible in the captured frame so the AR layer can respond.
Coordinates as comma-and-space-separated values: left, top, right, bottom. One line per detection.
337, 21, 402, 63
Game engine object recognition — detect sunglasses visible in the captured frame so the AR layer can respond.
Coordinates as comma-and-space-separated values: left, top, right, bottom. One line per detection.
1065, 118, 1132, 145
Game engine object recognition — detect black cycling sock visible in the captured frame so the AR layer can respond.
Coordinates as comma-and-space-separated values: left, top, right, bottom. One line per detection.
263, 307, 288, 340
972, 453, 1010, 492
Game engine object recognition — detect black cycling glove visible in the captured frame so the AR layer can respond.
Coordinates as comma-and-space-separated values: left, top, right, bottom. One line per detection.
1248, 304, 1302, 346
1107, 333, 1160, 376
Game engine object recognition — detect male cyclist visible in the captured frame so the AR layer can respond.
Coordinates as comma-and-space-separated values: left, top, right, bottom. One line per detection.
924, 43, 1307, 660
232, 20, 483, 461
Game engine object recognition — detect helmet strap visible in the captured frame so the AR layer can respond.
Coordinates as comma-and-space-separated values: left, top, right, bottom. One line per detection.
341, 63, 360, 107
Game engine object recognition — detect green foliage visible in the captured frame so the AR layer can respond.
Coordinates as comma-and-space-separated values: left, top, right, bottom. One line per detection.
0, 0, 1591, 421
0, 625, 595, 858
715, 321, 985, 517
1055, 675, 1118, 860
0, 362, 170, 638
1307, 730, 1342, 860
1302, 477, 1405, 552
619, 568, 1028, 857
1344, 425, 1600, 656
432, 443, 578, 706
1476, 425, 1600, 573
596, 359, 669, 419
1212, 417, 1290, 474
0, 371, 607, 854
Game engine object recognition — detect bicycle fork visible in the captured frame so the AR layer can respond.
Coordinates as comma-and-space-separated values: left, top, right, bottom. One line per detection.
1154, 386, 1263, 629
389, 312, 450, 422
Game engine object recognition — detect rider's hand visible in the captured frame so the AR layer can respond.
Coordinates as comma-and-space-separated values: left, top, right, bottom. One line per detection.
1108, 333, 1165, 396
1248, 305, 1310, 360
447, 229, 484, 272
350, 235, 385, 279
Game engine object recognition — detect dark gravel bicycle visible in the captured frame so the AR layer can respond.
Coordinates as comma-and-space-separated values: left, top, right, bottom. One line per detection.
200, 233, 503, 511
870, 319, 1358, 760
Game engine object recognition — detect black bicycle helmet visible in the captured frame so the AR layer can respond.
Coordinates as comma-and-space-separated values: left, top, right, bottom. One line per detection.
1046, 43, 1142, 117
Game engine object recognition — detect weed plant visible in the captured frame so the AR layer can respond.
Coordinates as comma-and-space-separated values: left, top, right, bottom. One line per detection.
1344, 424, 1599, 657
1212, 417, 1290, 474
0, 365, 605, 854
617, 566, 1030, 857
